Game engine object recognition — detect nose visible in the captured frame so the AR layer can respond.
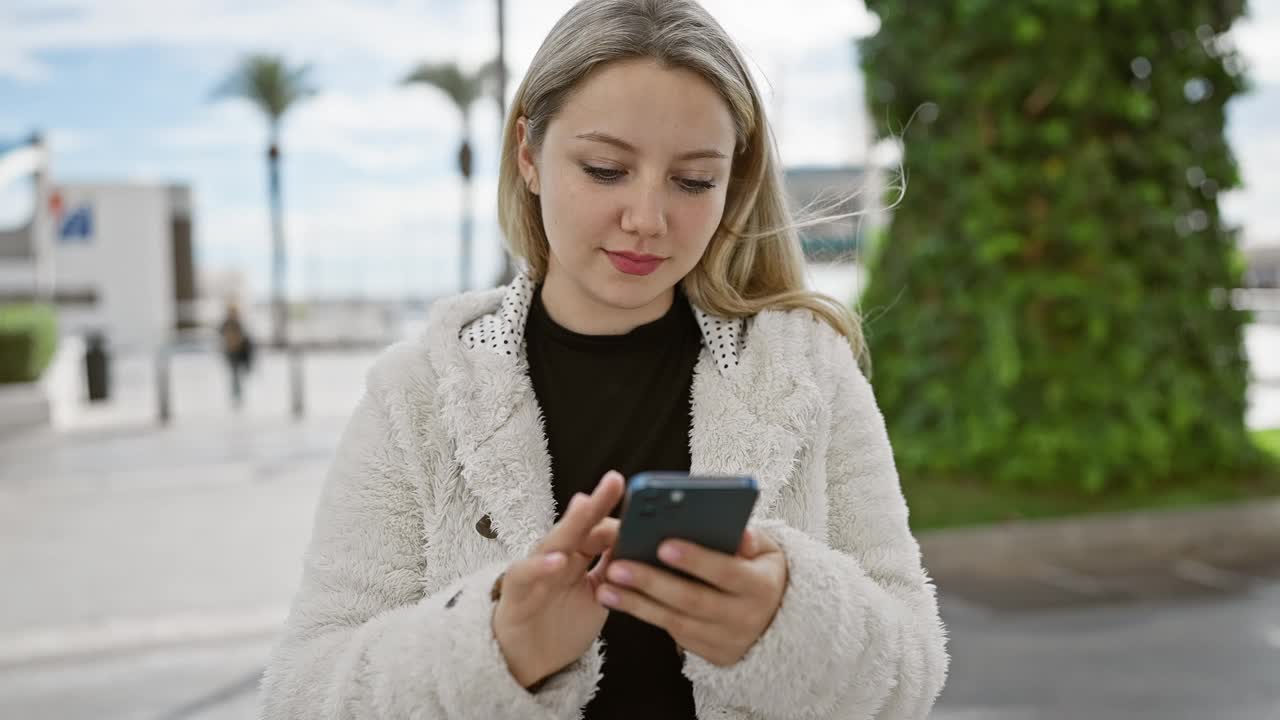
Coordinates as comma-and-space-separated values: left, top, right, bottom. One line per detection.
620, 180, 668, 239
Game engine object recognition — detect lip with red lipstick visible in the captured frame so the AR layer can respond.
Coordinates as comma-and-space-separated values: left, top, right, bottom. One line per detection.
605, 249, 666, 276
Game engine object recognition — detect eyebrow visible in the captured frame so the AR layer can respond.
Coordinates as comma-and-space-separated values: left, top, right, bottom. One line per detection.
574, 131, 728, 161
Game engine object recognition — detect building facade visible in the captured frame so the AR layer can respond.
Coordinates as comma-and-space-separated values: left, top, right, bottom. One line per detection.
0, 136, 196, 352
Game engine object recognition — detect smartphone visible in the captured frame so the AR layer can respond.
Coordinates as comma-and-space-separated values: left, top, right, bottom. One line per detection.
613, 472, 759, 581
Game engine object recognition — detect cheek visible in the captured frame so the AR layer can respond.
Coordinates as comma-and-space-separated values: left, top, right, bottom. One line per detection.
543, 175, 618, 250
674, 197, 726, 253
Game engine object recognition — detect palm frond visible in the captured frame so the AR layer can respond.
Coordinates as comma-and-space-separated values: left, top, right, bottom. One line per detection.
214, 54, 317, 122
402, 60, 504, 114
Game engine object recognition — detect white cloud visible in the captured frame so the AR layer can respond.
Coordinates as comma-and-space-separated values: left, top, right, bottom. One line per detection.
0, 0, 499, 83
157, 85, 473, 174
769, 41, 869, 166
198, 173, 503, 298
155, 104, 260, 149
1223, 135, 1280, 246
503, 0, 875, 82
287, 89, 466, 173
700, 0, 879, 52
1229, 1, 1280, 246
46, 128, 93, 156
0, 44, 49, 83
1236, 0, 1280, 86
0, 180, 35, 228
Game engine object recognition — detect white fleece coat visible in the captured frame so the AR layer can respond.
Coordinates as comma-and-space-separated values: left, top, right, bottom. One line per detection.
260, 274, 949, 719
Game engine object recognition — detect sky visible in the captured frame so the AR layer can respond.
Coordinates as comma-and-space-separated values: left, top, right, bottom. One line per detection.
0, 0, 1278, 301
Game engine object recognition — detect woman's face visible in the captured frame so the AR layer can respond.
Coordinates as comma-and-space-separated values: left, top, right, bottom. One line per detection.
517, 58, 736, 327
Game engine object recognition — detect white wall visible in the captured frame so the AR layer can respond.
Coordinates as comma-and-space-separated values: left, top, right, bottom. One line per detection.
0, 260, 37, 290
52, 183, 176, 352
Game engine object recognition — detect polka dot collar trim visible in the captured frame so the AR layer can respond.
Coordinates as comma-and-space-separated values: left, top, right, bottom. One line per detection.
459, 272, 743, 372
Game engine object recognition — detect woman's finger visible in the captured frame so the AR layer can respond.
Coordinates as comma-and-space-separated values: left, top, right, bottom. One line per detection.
559, 516, 620, 578
540, 471, 625, 553
500, 551, 569, 608
597, 582, 714, 643
587, 547, 614, 586
581, 517, 620, 557
655, 539, 756, 596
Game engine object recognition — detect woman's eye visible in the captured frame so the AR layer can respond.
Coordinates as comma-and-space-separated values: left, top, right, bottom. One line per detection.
678, 178, 716, 195
583, 165, 624, 183
582, 165, 716, 195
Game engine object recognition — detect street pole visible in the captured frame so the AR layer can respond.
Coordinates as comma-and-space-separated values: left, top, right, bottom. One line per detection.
497, 0, 507, 126
30, 132, 56, 303
495, 0, 516, 286
289, 344, 305, 421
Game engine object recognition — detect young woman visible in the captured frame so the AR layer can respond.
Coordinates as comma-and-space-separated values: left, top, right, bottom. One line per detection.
260, 1, 948, 717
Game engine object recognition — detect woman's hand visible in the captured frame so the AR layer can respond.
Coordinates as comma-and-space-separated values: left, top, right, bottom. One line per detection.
492, 471, 623, 689
595, 528, 788, 667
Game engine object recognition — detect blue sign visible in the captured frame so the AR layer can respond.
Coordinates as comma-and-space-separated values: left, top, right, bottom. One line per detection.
59, 205, 93, 244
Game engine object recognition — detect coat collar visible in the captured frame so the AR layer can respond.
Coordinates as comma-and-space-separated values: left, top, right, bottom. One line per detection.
459, 272, 744, 371
429, 273, 819, 556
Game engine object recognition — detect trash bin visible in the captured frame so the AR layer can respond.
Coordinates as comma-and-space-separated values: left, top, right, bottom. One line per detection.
85, 332, 110, 402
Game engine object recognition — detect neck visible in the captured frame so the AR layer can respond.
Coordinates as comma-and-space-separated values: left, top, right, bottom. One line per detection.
540, 262, 675, 335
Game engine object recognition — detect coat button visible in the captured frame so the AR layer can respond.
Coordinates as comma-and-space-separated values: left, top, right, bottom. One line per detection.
475, 514, 498, 539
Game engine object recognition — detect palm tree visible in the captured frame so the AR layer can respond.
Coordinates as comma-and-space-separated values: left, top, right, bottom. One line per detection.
214, 54, 316, 348
403, 60, 500, 292
494, 0, 516, 286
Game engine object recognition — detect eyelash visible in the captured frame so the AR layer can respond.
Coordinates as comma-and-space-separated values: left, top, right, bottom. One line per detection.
582, 165, 717, 195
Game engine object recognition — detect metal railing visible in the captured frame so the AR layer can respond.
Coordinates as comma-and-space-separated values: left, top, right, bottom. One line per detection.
153, 330, 310, 425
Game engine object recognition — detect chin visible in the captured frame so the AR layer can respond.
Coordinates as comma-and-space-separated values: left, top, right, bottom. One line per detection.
591, 268, 676, 310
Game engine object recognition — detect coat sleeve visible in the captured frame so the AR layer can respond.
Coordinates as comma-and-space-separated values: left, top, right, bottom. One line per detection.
259, 346, 603, 719
682, 331, 949, 719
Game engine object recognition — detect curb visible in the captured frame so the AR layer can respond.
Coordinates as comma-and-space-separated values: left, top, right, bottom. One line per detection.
917, 498, 1280, 586
0, 606, 287, 668
0, 381, 51, 439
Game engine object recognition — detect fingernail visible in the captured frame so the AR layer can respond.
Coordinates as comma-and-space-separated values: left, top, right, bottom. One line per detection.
659, 543, 681, 563
608, 564, 632, 585
599, 588, 620, 606
543, 552, 565, 569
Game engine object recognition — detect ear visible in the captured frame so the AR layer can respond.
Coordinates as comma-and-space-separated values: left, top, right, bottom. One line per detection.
515, 116, 541, 195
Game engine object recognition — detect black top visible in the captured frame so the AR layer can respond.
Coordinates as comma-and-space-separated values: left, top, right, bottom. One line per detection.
525, 285, 702, 720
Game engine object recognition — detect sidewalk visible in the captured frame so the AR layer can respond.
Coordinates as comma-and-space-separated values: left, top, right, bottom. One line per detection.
1, 344, 382, 667
0, 416, 343, 666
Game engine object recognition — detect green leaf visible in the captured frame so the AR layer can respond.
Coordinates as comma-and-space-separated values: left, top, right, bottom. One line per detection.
857, 0, 1255, 495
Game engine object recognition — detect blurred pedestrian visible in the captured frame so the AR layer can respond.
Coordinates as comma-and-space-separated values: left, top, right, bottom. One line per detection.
261, 1, 947, 718
219, 302, 254, 408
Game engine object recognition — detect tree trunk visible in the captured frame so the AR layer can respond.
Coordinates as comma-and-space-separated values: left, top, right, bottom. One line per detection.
459, 138, 473, 293
495, 0, 516, 287
461, 176, 473, 293
267, 134, 288, 348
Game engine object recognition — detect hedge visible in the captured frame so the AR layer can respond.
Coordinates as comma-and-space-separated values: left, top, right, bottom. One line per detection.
0, 304, 58, 384
856, 0, 1263, 492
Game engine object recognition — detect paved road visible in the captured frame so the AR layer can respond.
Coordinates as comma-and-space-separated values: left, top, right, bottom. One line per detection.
938, 586, 1280, 720
6, 584, 1279, 719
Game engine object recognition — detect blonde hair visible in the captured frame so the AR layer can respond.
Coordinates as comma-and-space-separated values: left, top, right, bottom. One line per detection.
497, 0, 865, 359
